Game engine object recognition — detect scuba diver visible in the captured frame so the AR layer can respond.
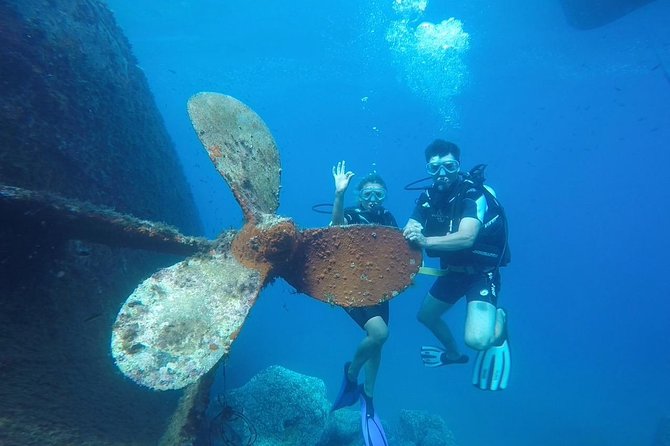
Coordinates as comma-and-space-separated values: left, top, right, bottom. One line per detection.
329, 160, 393, 446
403, 139, 511, 391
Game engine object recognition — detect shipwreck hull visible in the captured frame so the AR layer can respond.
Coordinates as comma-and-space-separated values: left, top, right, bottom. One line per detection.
0, 1, 206, 444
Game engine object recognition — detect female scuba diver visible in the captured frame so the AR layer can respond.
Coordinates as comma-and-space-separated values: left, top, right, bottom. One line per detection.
329, 160, 394, 446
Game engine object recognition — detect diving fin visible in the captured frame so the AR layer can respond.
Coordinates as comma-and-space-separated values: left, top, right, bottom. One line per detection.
472, 312, 511, 391
331, 362, 359, 412
359, 386, 389, 446
420, 346, 469, 367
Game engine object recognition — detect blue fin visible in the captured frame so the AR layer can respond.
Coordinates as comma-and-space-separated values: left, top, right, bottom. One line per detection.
359, 386, 388, 446
331, 362, 359, 412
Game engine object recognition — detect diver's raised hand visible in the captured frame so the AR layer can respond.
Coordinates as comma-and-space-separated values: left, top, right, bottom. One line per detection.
332, 160, 354, 194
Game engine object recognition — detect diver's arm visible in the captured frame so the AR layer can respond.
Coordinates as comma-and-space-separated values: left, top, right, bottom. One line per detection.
331, 161, 354, 226
425, 217, 481, 251
331, 190, 346, 225
409, 190, 486, 250
405, 217, 481, 250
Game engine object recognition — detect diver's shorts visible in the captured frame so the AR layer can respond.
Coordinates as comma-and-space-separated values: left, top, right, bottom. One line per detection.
345, 301, 389, 329
429, 268, 501, 306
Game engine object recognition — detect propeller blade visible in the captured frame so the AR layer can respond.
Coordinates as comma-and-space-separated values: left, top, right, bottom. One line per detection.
284, 225, 422, 307
187, 92, 281, 221
111, 247, 265, 390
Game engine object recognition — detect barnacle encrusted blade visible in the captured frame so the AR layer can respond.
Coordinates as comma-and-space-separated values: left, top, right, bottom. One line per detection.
283, 225, 422, 307
187, 92, 281, 221
111, 252, 263, 390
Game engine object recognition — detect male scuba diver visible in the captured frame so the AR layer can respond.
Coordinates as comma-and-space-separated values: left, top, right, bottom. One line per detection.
330, 160, 393, 445
403, 140, 511, 391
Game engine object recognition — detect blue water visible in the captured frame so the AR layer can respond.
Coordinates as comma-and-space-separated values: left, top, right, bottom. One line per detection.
107, 1, 670, 444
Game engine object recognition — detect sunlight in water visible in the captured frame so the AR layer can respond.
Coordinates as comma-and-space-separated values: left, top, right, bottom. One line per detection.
386, 0, 470, 126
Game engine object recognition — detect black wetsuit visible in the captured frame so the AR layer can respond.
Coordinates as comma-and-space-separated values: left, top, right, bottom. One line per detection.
341, 206, 398, 328
410, 181, 507, 305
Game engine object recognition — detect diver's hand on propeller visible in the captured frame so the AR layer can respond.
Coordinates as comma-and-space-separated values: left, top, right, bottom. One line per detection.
402, 220, 422, 236
332, 160, 354, 194
403, 225, 427, 248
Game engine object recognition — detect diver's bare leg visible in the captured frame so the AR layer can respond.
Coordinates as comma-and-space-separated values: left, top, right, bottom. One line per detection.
493, 307, 507, 344
348, 316, 388, 396
417, 294, 461, 358
464, 301, 497, 350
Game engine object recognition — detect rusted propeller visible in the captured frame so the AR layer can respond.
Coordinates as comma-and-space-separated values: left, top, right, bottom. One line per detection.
111, 93, 421, 390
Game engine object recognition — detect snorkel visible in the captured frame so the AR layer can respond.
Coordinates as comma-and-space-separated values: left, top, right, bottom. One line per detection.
432, 175, 451, 192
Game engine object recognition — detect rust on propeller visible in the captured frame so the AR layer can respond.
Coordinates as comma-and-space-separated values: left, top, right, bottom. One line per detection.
287, 225, 421, 307
231, 218, 421, 307
187, 93, 281, 222
111, 93, 421, 390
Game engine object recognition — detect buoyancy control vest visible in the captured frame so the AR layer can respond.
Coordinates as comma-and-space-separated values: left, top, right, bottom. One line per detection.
344, 206, 398, 228
419, 165, 510, 268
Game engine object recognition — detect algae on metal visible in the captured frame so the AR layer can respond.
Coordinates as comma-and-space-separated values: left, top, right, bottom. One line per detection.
111, 235, 262, 390
0, 184, 211, 256
111, 93, 422, 391
187, 92, 281, 221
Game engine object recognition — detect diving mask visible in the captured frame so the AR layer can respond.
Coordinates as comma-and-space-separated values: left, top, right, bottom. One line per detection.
360, 188, 386, 202
426, 159, 460, 176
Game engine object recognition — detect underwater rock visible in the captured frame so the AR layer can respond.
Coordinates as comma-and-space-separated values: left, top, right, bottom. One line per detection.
211, 366, 460, 446
397, 409, 458, 446
226, 365, 330, 445
317, 409, 363, 446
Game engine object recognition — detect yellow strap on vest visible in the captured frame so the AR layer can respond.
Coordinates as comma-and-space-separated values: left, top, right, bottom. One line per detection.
418, 266, 449, 277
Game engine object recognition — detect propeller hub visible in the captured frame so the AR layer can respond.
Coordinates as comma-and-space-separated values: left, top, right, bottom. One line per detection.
232, 216, 299, 278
